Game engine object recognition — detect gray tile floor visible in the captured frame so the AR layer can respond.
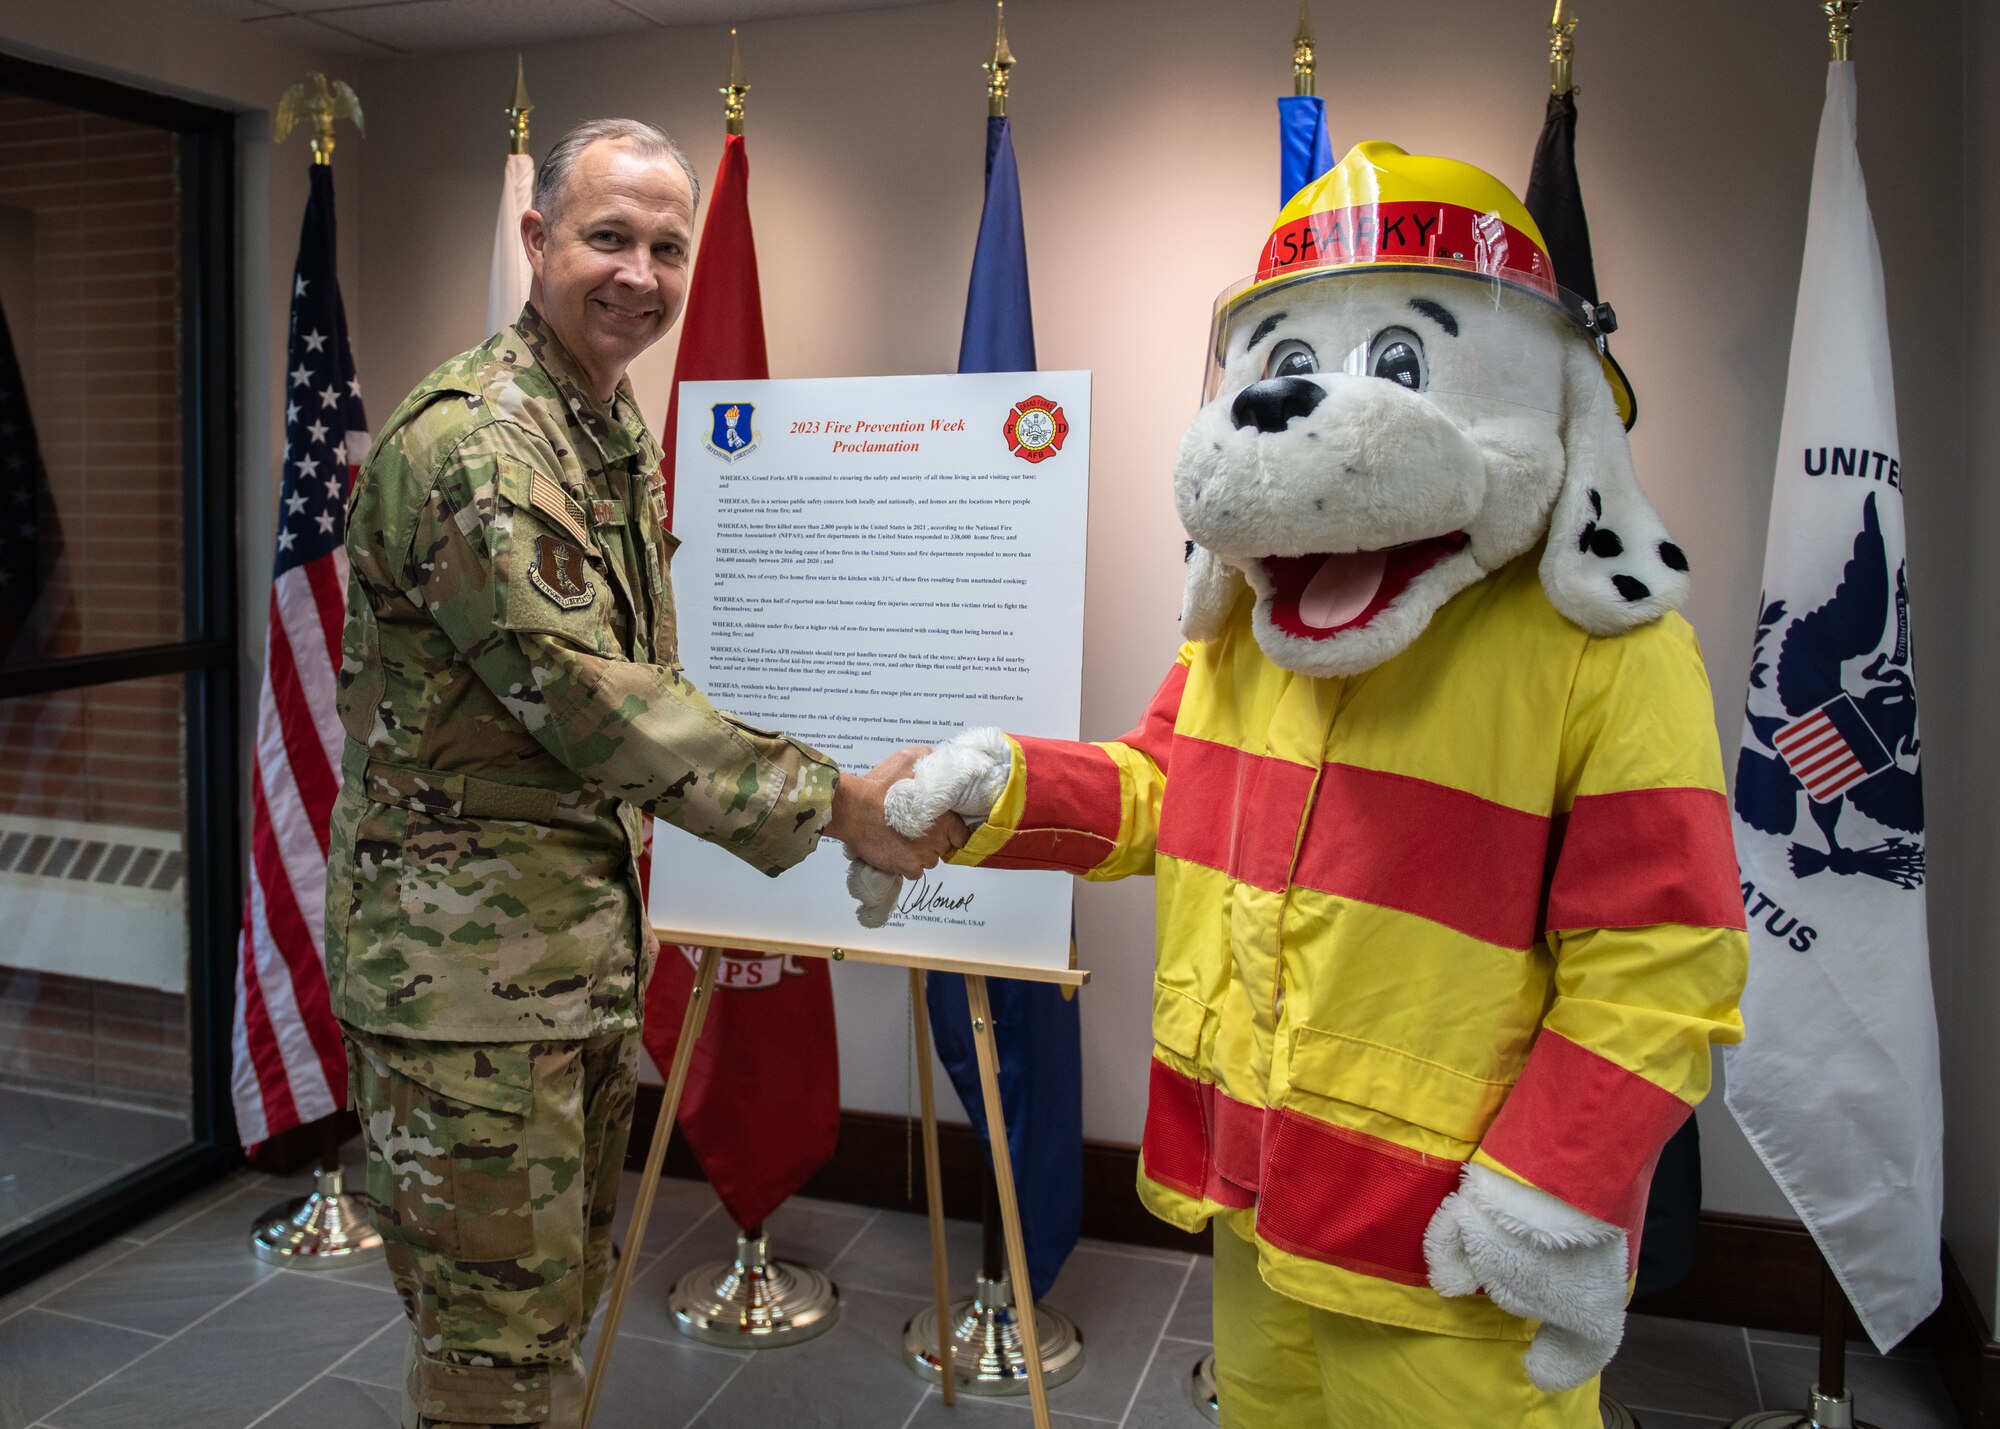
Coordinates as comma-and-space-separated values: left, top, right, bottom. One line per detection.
0, 1149, 1965, 1429
0, 1091, 188, 1238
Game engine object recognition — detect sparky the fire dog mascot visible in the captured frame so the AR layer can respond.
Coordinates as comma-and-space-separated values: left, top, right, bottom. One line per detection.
853, 144, 1748, 1425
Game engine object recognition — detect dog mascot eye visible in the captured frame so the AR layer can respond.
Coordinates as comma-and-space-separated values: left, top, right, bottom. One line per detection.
1266, 339, 1319, 380
1368, 327, 1427, 390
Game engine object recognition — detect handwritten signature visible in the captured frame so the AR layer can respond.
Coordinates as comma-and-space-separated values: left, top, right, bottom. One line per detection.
899, 875, 976, 915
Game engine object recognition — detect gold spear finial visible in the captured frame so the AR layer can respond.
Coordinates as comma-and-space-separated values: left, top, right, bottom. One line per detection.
1549, 0, 1578, 95
275, 72, 364, 165
722, 28, 749, 135
505, 55, 533, 155
1824, 0, 1861, 61
1293, 0, 1317, 98
984, 1, 1016, 118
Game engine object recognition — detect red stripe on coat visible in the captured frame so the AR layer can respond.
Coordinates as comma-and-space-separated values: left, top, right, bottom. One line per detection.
1476, 1031, 1691, 1232
1543, 787, 1747, 933
1155, 738, 1317, 893
1141, 1058, 1460, 1282
1292, 764, 1551, 948
979, 736, 1123, 874
1141, 1059, 1256, 1210
1256, 1108, 1463, 1287
1116, 661, 1189, 771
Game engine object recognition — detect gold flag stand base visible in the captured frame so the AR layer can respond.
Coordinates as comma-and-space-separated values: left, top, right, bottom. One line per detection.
247, 1165, 382, 1268
903, 1269, 1083, 1396
1187, 1350, 1220, 1423
668, 1227, 840, 1347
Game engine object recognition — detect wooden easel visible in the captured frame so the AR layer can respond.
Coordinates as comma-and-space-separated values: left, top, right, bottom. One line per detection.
581, 930, 1088, 1429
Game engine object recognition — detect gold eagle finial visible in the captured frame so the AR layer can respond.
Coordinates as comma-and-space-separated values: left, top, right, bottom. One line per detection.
1549, 1, 1578, 95
275, 72, 364, 165
1293, 0, 1316, 97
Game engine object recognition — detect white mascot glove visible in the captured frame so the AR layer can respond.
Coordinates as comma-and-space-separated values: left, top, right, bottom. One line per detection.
1423, 1162, 1630, 1393
848, 727, 1013, 929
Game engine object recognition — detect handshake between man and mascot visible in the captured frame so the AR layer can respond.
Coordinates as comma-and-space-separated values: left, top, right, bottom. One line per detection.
838, 142, 1747, 1425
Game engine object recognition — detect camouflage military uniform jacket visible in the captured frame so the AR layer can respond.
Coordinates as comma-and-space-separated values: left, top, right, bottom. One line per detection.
326, 304, 837, 1042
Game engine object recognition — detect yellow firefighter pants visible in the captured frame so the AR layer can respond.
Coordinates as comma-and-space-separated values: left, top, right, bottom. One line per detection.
1211, 1224, 1601, 1428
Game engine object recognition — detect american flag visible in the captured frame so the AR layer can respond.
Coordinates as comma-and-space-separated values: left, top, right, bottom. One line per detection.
1773, 692, 1892, 805
230, 165, 369, 1146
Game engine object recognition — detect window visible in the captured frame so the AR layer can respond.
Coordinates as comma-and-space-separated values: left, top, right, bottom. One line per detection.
0, 51, 237, 1286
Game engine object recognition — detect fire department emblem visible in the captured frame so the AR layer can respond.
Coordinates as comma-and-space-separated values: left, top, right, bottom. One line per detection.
1003, 395, 1068, 464
706, 401, 759, 462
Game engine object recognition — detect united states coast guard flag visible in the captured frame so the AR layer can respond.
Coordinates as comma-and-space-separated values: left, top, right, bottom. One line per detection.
1724, 60, 1940, 1351
231, 165, 369, 1146
927, 108, 1082, 1301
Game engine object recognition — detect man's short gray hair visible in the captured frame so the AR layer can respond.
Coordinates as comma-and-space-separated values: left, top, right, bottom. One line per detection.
534, 118, 701, 221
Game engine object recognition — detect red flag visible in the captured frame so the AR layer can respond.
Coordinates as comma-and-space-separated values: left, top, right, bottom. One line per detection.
641, 134, 840, 1231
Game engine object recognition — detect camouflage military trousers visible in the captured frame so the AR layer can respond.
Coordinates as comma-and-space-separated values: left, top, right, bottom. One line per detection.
344, 1027, 639, 1429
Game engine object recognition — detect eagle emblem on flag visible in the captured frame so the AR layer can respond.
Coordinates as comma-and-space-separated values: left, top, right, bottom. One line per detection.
1735, 491, 1924, 887
705, 401, 758, 461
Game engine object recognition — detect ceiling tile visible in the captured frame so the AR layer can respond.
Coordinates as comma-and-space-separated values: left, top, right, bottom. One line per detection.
240, 10, 407, 56
609, 0, 938, 24
280, 0, 655, 54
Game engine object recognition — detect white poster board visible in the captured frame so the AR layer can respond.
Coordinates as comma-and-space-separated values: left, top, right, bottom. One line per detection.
650, 371, 1091, 981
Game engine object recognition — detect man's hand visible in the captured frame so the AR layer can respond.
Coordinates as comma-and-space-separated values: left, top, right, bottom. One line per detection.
825, 745, 968, 881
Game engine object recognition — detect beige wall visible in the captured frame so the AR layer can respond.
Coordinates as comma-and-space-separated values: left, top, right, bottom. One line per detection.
1940, 1, 2000, 1330
13, 0, 1995, 1310
355, 0, 1973, 1229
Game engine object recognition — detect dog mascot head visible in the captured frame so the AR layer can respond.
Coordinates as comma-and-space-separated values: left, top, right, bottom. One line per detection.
1178, 141, 1686, 676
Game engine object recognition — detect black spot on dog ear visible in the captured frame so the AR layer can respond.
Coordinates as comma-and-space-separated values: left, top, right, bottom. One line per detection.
1589, 489, 1603, 517
1587, 527, 1624, 559
1659, 541, 1688, 572
1184, 540, 1195, 563
1613, 574, 1652, 601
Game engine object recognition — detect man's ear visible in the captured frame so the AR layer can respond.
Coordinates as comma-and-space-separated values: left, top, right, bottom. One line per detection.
520, 208, 548, 283
1537, 338, 1688, 635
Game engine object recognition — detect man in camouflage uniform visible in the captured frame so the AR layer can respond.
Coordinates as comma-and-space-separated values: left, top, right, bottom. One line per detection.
327, 118, 956, 1428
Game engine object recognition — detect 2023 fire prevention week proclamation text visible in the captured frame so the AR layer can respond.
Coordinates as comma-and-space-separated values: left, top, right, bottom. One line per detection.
650, 371, 1091, 977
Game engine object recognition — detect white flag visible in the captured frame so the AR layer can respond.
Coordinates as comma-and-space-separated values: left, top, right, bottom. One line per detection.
486, 151, 534, 336
1724, 61, 1940, 1352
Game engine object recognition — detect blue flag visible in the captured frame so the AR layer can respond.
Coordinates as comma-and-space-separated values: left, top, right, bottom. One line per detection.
1277, 94, 1334, 208
930, 113, 1081, 1301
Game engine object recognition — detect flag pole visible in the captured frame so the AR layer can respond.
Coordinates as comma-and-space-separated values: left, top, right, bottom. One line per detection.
246, 72, 380, 1271
1549, 0, 1577, 95
660, 36, 841, 1351
1727, 13, 1882, 1424
1292, 0, 1315, 96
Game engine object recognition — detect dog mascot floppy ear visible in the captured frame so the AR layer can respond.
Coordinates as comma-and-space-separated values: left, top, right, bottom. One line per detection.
852, 143, 1746, 1427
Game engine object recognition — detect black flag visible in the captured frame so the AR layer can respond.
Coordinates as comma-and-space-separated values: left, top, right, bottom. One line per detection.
1527, 87, 1697, 1297
1525, 90, 1637, 429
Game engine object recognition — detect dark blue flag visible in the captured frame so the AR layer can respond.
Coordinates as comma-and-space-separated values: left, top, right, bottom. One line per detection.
1277, 94, 1334, 208
931, 112, 1081, 1302
957, 116, 1035, 373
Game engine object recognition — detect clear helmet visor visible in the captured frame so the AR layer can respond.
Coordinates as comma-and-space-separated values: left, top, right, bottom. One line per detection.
1200, 261, 1620, 421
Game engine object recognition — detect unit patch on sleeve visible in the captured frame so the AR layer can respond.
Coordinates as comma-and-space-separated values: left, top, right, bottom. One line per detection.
530, 534, 595, 610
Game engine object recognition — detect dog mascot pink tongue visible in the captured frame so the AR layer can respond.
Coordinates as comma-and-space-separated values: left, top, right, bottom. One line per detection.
852, 143, 1747, 1427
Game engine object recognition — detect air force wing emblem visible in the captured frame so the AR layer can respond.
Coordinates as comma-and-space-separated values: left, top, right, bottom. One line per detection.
706, 401, 759, 462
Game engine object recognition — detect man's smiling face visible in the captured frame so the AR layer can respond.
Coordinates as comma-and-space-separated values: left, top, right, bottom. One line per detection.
523, 137, 694, 400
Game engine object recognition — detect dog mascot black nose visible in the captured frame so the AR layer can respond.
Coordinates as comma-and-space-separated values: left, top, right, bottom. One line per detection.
1231, 377, 1326, 434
